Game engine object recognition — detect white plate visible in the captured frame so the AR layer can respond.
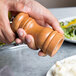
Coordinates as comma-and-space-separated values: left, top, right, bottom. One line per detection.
46, 55, 76, 76
59, 16, 76, 43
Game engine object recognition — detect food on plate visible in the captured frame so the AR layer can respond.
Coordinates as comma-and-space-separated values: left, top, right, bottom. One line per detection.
51, 56, 76, 76
8, 12, 11, 20
0, 43, 5, 46
60, 19, 76, 40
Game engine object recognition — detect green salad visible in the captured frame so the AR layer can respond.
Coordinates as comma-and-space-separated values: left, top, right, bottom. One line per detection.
60, 19, 76, 40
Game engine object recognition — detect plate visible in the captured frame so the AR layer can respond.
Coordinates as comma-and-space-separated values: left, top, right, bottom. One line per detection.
46, 55, 76, 76
59, 16, 76, 43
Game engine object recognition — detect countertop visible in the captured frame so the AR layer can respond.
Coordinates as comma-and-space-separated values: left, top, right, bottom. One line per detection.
0, 7, 76, 76
49, 7, 76, 19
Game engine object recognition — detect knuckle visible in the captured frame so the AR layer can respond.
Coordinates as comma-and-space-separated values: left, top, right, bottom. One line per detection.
8, 38, 14, 43
5, 29, 15, 43
5, 32, 15, 43
8, 35, 15, 43
14, 1, 24, 11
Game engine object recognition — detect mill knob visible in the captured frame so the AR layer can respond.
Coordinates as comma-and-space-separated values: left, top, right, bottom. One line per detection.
11, 13, 64, 56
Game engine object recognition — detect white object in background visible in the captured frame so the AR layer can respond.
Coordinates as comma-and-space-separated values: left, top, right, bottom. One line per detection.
59, 16, 76, 43
46, 55, 76, 76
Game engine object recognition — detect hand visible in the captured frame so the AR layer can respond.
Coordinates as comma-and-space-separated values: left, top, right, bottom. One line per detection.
0, 1, 15, 43
0, 0, 64, 56
14, 0, 64, 56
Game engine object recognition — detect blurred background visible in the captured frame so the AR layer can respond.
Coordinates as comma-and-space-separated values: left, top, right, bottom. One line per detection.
36, 0, 76, 8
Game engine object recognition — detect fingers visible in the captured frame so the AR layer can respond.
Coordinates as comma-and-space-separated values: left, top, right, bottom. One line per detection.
17, 28, 27, 43
0, 4, 15, 44
2, 26, 15, 44
44, 9, 64, 34
17, 28, 37, 50
25, 35, 37, 50
17, 29, 46, 56
0, 30, 7, 43
15, 38, 22, 44
38, 50, 47, 56
17, 29, 45, 56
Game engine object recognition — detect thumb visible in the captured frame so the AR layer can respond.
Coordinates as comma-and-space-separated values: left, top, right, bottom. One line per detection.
44, 10, 64, 34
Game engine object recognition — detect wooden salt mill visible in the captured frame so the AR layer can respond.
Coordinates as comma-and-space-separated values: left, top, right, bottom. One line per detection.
11, 13, 64, 56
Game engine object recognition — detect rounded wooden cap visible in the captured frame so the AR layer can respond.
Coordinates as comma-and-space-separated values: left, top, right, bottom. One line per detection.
47, 32, 64, 56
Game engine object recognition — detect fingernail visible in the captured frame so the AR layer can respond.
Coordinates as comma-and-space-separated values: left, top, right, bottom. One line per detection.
19, 32, 23, 36
26, 38, 31, 43
57, 26, 64, 34
59, 27, 64, 34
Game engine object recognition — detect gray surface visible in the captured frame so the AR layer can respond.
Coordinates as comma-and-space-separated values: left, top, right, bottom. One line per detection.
0, 7, 76, 76
49, 7, 76, 19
